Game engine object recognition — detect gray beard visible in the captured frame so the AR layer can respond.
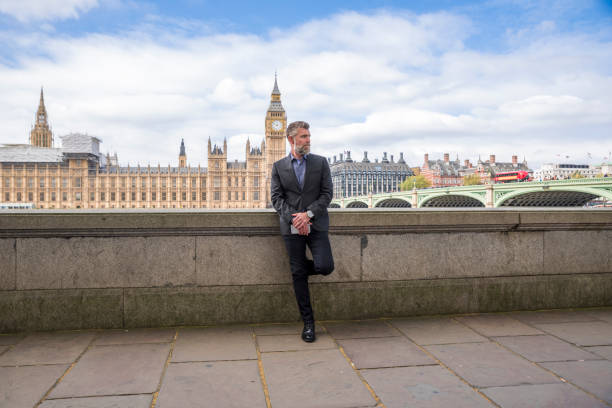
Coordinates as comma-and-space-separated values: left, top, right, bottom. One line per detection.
295, 145, 310, 156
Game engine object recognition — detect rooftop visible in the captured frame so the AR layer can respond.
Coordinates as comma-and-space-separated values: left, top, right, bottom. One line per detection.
1, 308, 611, 407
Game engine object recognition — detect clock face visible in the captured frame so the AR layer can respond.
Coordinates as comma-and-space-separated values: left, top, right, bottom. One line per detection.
271, 120, 282, 131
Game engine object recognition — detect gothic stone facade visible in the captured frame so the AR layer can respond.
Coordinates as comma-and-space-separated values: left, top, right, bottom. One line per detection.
0, 79, 287, 209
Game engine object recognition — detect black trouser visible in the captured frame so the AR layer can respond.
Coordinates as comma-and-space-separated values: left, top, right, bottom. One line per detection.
282, 229, 334, 323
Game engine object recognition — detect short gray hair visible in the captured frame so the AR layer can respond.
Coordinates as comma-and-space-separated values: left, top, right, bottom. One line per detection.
286, 121, 310, 140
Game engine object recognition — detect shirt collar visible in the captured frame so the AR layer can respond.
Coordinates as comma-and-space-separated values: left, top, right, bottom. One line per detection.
290, 152, 308, 162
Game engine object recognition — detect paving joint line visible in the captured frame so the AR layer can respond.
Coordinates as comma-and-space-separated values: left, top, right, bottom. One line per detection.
170, 358, 259, 364
384, 319, 502, 408
93, 341, 174, 347
34, 331, 101, 408
452, 315, 612, 407
150, 328, 178, 408
323, 324, 386, 408
44, 392, 153, 401
252, 329, 272, 408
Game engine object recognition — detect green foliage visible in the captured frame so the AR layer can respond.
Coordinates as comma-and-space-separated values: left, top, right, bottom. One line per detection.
463, 174, 482, 186
571, 171, 585, 179
400, 175, 432, 190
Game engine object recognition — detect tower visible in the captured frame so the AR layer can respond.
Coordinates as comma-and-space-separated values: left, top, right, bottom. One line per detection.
264, 74, 287, 203
30, 88, 53, 148
179, 139, 187, 168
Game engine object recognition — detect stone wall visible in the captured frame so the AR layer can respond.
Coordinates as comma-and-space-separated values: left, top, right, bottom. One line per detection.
1, 209, 611, 332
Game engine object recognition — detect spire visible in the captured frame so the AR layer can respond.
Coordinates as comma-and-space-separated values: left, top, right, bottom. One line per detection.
268, 73, 284, 112
30, 86, 53, 147
180, 139, 186, 156
36, 87, 48, 125
272, 71, 280, 95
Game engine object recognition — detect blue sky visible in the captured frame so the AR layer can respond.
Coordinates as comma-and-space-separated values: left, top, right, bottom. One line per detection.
0, 0, 611, 168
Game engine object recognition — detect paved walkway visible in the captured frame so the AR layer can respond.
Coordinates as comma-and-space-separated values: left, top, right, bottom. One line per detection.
1, 308, 611, 408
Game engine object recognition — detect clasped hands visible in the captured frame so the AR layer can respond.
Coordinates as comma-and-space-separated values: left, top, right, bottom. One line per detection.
292, 211, 311, 235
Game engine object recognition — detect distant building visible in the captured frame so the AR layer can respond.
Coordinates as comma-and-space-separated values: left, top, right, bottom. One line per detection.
421, 153, 531, 187
599, 162, 611, 177
534, 163, 599, 181
471, 154, 531, 183
329, 151, 413, 197
420, 153, 463, 187
0, 77, 287, 209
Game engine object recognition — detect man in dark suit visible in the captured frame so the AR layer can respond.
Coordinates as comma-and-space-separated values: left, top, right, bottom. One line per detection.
271, 121, 334, 342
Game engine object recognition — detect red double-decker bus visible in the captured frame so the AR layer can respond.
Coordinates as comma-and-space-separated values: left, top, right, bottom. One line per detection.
493, 171, 531, 183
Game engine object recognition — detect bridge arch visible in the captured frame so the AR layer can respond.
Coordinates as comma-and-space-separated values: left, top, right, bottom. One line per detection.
374, 198, 411, 208
496, 186, 612, 207
346, 201, 368, 208
328, 203, 341, 208
420, 193, 485, 208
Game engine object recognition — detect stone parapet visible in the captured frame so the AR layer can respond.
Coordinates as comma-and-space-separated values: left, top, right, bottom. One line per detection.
1, 208, 611, 332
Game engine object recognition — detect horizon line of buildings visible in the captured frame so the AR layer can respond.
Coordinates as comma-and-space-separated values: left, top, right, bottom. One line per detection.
1, 85, 610, 208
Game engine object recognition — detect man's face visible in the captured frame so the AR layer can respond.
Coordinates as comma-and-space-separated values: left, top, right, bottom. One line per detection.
291, 128, 311, 156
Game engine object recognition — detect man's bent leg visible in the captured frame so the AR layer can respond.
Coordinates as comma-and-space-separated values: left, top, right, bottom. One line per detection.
282, 234, 314, 323
307, 230, 334, 276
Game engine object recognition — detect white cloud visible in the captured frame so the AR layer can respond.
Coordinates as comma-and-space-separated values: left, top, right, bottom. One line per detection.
0, 10, 610, 170
0, 0, 99, 22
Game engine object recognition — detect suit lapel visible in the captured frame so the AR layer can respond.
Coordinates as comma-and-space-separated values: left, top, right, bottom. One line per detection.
303, 155, 314, 191
282, 155, 301, 192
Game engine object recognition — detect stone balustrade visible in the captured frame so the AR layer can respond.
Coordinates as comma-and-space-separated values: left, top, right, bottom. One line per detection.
1, 208, 611, 332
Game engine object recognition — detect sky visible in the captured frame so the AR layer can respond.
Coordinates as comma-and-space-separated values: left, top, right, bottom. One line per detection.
0, 0, 611, 169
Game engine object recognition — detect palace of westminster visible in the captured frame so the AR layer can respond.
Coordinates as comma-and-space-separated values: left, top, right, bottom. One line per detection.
0, 78, 290, 209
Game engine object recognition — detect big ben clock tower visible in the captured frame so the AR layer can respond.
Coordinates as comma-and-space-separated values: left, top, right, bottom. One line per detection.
264, 74, 287, 204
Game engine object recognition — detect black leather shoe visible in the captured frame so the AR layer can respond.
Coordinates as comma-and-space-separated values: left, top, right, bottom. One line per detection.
302, 322, 315, 343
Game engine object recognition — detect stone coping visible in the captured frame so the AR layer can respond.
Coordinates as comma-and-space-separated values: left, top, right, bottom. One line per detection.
1, 208, 611, 237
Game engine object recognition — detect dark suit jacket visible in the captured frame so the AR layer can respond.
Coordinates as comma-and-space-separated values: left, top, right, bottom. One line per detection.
271, 153, 333, 235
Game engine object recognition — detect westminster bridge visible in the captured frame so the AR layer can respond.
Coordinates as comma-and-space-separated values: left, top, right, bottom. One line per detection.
330, 177, 612, 208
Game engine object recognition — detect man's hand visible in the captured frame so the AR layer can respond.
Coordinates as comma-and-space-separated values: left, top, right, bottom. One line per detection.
292, 212, 312, 235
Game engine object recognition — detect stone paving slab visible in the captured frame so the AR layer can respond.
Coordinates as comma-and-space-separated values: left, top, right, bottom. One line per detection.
391, 317, 487, 345
338, 337, 434, 369
493, 335, 601, 362
172, 326, 256, 362
482, 383, 609, 408
535, 321, 612, 346
252, 323, 302, 335
585, 346, 612, 360
0, 331, 95, 366
456, 314, 543, 336
360, 365, 493, 408
0, 346, 7, 356
94, 328, 175, 345
512, 310, 602, 324
587, 309, 612, 324
0, 365, 69, 408
262, 349, 376, 408
541, 360, 612, 404
156, 361, 265, 408
0, 334, 24, 346
425, 342, 559, 388
258, 333, 336, 352
40, 395, 153, 408
322, 320, 399, 339
49, 343, 170, 398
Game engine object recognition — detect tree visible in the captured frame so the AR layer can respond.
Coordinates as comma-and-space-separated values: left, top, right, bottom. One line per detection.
400, 175, 431, 190
463, 174, 482, 186
571, 171, 585, 179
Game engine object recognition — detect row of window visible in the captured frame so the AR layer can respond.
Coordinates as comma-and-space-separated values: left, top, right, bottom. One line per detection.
3, 176, 261, 189
5, 191, 261, 202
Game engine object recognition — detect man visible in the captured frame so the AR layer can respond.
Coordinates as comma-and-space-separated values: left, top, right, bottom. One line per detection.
271, 121, 334, 342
